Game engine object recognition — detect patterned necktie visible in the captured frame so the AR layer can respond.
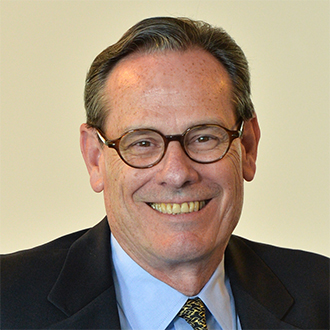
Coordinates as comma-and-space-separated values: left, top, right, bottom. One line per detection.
178, 298, 208, 330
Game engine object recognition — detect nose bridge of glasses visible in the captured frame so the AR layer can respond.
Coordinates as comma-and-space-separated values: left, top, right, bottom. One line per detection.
160, 133, 193, 166
164, 133, 186, 150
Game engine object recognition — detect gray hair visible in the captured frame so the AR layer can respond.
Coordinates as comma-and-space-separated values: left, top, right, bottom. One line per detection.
84, 16, 255, 130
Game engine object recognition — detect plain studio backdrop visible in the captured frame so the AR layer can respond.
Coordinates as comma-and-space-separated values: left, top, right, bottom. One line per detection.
0, 0, 329, 257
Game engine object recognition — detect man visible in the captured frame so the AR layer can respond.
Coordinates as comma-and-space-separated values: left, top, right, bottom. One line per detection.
1, 17, 329, 330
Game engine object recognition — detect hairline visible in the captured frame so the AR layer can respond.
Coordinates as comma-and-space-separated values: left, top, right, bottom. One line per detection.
84, 17, 255, 131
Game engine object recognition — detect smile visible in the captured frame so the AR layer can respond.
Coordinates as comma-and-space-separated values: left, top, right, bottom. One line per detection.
149, 200, 209, 215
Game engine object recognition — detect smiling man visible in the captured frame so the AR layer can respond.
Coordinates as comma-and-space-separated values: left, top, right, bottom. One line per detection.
1, 17, 329, 330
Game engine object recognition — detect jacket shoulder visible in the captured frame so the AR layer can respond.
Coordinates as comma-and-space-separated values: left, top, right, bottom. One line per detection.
231, 235, 329, 275
228, 235, 329, 328
0, 228, 89, 329
1, 228, 88, 275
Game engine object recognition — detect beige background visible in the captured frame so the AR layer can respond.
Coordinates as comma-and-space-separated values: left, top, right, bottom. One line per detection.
1, 0, 329, 256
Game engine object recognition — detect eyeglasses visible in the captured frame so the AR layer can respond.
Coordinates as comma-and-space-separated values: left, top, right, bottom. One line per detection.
96, 121, 244, 169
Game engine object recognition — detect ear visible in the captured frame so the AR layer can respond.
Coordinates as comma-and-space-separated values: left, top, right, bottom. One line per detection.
80, 124, 105, 193
241, 116, 261, 182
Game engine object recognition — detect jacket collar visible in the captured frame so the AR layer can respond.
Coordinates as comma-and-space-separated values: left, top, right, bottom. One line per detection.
47, 218, 121, 329
225, 235, 298, 329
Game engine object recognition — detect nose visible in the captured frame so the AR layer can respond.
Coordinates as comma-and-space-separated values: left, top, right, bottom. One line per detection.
155, 141, 200, 188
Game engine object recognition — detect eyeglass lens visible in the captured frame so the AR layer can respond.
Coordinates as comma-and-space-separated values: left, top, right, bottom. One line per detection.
118, 125, 232, 168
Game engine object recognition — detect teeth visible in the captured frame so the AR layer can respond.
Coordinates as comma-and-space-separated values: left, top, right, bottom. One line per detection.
189, 202, 195, 212
150, 201, 207, 215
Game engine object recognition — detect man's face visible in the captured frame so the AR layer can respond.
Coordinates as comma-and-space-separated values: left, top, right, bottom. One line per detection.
94, 49, 252, 271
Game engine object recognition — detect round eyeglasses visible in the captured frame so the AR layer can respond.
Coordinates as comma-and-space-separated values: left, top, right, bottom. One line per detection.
96, 121, 244, 169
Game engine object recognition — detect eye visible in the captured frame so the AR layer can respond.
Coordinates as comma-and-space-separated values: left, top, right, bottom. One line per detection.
124, 137, 161, 155
195, 135, 217, 143
132, 140, 152, 148
122, 131, 160, 149
189, 134, 220, 146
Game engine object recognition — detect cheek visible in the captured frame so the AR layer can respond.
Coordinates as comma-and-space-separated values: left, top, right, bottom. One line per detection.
101, 151, 148, 211
223, 146, 244, 219
212, 144, 244, 221
101, 152, 126, 207
101, 156, 134, 242
210, 144, 243, 192
226, 141, 243, 183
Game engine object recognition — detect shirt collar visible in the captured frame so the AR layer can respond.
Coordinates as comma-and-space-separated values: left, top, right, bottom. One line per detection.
198, 261, 234, 330
111, 234, 233, 330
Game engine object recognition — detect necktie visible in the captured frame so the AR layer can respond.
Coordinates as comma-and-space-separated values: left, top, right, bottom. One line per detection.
178, 298, 208, 330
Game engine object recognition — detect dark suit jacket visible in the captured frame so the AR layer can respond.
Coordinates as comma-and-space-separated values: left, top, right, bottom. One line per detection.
1, 218, 329, 329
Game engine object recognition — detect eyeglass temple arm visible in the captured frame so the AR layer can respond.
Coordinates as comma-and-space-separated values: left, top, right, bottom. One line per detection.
96, 130, 106, 144
238, 120, 244, 137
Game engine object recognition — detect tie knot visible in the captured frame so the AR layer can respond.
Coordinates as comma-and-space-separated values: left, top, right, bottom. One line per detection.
178, 298, 208, 330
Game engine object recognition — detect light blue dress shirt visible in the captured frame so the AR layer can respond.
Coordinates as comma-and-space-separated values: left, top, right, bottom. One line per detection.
111, 234, 241, 330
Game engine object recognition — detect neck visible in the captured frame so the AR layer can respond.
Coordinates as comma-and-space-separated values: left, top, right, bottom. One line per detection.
134, 251, 224, 296
152, 267, 219, 296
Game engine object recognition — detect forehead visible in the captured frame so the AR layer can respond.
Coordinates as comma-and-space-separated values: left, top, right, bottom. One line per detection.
103, 49, 235, 133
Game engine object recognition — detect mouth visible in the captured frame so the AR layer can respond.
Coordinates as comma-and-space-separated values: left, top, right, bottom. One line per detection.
148, 200, 210, 215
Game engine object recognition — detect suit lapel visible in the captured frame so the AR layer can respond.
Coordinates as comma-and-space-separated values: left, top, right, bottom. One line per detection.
48, 288, 120, 329
47, 218, 121, 329
231, 285, 298, 329
225, 236, 298, 329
